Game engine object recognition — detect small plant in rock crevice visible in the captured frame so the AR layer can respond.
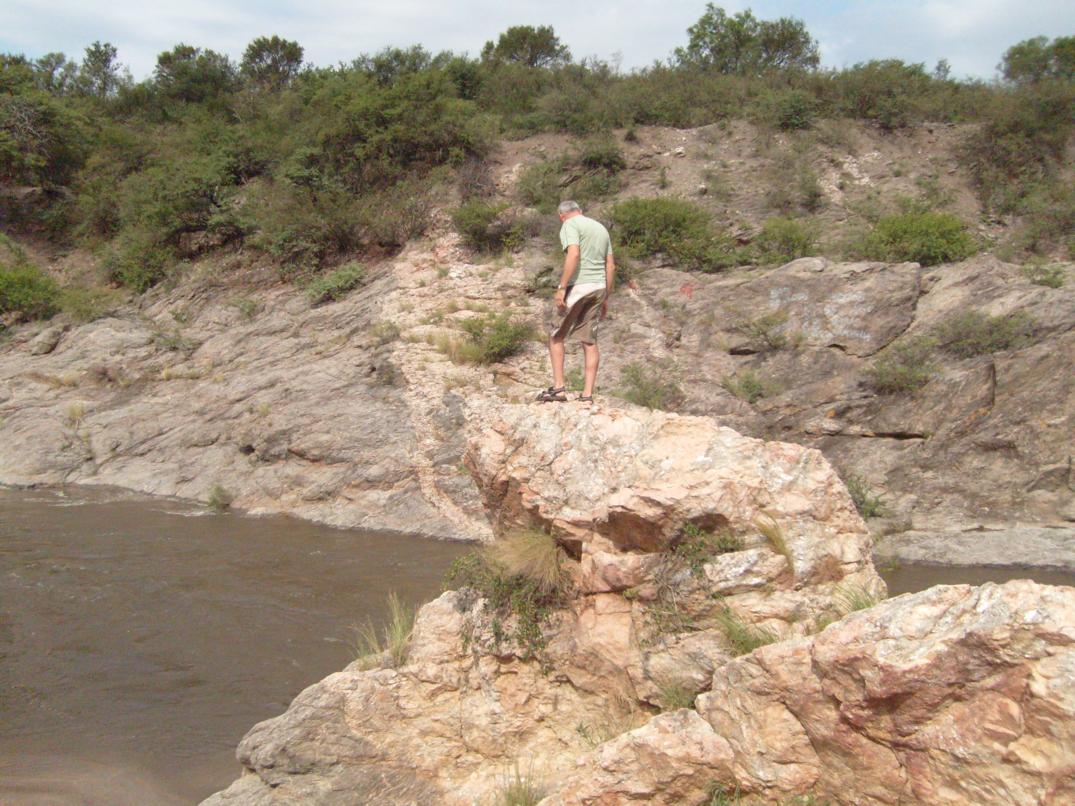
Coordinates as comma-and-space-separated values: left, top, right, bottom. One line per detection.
932, 310, 1036, 358
843, 473, 888, 518
864, 336, 936, 394
714, 606, 779, 656
352, 592, 417, 670
207, 483, 234, 512
444, 529, 570, 660
673, 523, 744, 576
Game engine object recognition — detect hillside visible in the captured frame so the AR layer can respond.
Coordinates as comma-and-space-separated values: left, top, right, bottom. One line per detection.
1, 120, 1073, 565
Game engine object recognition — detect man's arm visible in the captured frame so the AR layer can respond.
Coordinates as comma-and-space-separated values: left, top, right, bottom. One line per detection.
555, 245, 580, 311
600, 251, 615, 319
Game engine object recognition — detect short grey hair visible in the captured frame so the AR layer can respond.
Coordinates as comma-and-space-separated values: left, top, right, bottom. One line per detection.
557, 200, 581, 214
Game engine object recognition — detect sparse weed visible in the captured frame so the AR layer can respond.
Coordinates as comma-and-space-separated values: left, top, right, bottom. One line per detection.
1021, 262, 1065, 289
714, 606, 779, 656
729, 310, 789, 352
207, 484, 233, 512
843, 473, 888, 518
615, 362, 683, 411
352, 592, 417, 670
864, 336, 936, 394
721, 369, 776, 404
673, 523, 744, 575
932, 310, 1036, 358
306, 263, 365, 306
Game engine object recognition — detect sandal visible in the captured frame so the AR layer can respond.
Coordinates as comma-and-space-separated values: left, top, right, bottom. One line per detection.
577, 394, 594, 403
537, 385, 567, 402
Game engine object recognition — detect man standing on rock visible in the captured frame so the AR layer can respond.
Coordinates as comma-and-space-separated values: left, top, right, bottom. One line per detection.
537, 201, 615, 404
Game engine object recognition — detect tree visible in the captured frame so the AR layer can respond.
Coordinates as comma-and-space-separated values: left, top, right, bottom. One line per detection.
240, 35, 304, 89
674, 5, 819, 75
154, 44, 236, 103
78, 41, 121, 98
481, 25, 570, 68
1001, 36, 1075, 84
34, 53, 78, 94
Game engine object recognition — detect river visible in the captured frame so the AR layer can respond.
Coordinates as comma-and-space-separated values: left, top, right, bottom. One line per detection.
2, 486, 1073, 805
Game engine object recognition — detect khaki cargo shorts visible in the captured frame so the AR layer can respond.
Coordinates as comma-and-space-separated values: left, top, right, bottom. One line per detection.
550, 286, 607, 345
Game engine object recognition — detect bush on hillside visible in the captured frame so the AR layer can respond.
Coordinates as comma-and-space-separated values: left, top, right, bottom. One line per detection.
0, 260, 59, 319
451, 200, 529, 252
932, 310, 1036, 358
860, 211, 975, 266
612, 198, 735, 271
753, 217, 816, 264
306, 262, 365, 305
864, 336, 937, 394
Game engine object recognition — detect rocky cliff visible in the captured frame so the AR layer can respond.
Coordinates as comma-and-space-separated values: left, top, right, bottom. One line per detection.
3, 210, 1074, 560
201, 401, 1075, 805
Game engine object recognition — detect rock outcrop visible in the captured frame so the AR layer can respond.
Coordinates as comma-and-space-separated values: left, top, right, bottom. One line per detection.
542, 580, 1075, 806
202, 398, 1075, 805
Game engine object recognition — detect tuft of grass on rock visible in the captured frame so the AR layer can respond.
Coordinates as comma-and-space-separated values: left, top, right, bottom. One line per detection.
657, 679, 698, 711
721, 369, 776, 404
932, 310, 1036, 358
437, 313, 534, 365
207, 484, 234, 512
843, 473, 888, 519
493, 762, 544, 806
714, 606, 779, 657
615, 362, 683, 411
864, 336, 936, 394
352, 592, 417, 670
1021, 262, 1065, 289
729, 310, 790, 352
445, 529, 570, 659
834, 583, 885, 615
673, 523, 744, 576
306, 263, 365, 306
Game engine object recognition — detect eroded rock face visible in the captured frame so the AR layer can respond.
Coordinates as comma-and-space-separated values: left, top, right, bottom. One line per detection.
539, 580, 1075, 806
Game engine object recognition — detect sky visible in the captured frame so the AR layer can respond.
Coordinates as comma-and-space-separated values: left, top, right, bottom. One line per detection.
1, 0, 1073, 81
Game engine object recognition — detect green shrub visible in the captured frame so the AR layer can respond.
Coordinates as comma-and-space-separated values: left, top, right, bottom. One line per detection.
306, 263, 365, 305
865, 336, 936, 394
353, 592, 417, 669
721, 369, 776, 403
843, 473, 888, 518
355, 176, 435, 248
446, 312, 534, 364
932, 310, 1035, 358
1021, 262, 1065, 288
612, 198, 734, 271
58, 286, 124, 323
673, 523, 744, 575
207, 484, 234, 512
729, 310, 790, 352
0, 260, 59, 319
445, 531, 569, 659
451, 200, 525, 252
577, 135, 626, 172
861, 211, 975, 266
754, 217, 816, 264
517, 160, 564, 213
959, 82, 1075, 213
756, 88, 817, 130
615, 362, 683, 410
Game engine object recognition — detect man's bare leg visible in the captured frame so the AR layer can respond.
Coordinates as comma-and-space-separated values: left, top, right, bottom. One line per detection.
582, 342, 599, 397
549, 334, 566, 389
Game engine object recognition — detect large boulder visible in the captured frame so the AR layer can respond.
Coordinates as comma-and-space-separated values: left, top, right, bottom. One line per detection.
541, 580, 1075, 805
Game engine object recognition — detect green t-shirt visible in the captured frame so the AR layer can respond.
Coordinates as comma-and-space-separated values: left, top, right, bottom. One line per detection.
559, 215, 612, 286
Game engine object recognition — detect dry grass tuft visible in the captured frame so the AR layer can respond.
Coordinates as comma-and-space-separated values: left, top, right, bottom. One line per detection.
484, 529, 568, 596
352, 592, 417, 670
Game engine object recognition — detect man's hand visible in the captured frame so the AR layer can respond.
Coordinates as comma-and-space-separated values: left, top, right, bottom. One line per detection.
599, 297, 609, 320
554, 288, 567, 312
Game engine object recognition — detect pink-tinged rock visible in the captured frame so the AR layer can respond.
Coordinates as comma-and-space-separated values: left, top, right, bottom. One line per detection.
695, 580, 1075, 805
538, 710, 736, 806
465, 402, 877, 587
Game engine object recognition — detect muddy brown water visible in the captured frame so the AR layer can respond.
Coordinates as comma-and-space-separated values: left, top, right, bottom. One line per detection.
2, 487, 1074, 805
